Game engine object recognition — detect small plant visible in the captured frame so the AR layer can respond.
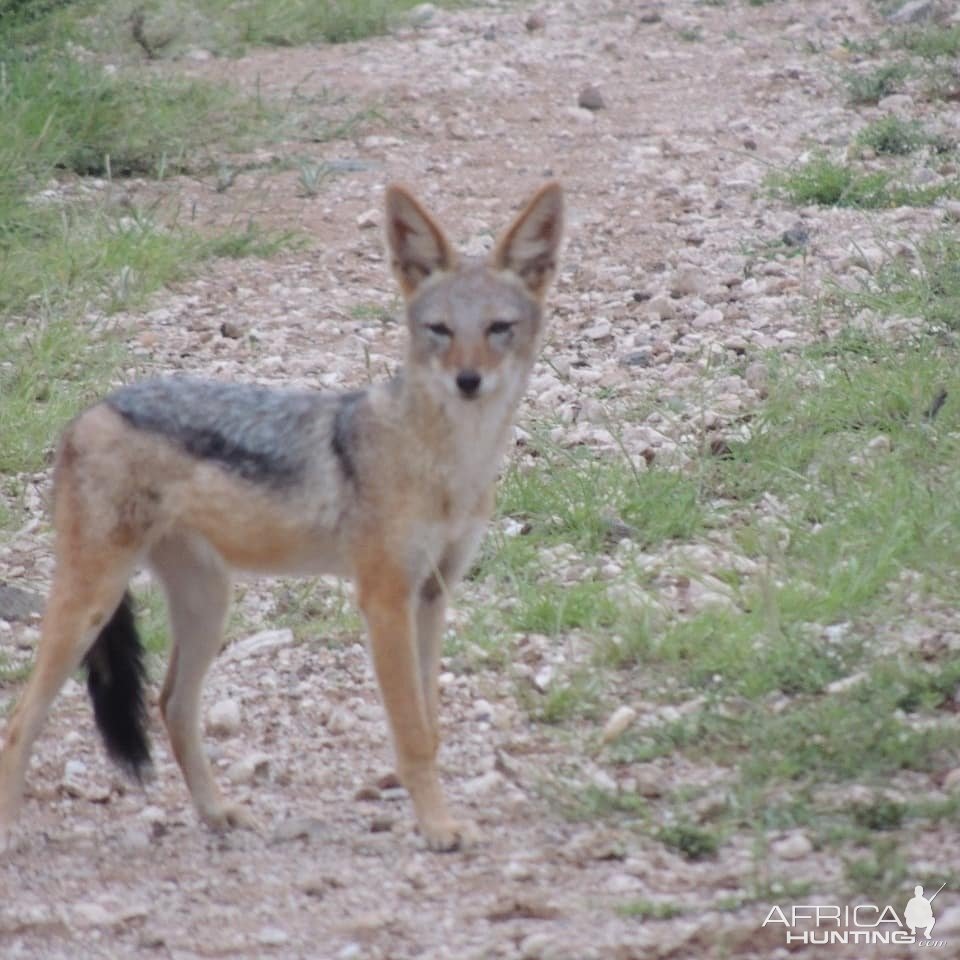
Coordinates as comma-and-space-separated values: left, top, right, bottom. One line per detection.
844, 63, 909, 105
296, 159, 330, 197
658, 823, 720, 861
893, 25, 960, 60
853, 796, 906, 832
618, 898, 686, 920
854, 115, 926, 155
767, 154, 958, 209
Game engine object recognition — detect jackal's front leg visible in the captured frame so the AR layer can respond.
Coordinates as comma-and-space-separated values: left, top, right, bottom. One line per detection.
358, 567, 468, 851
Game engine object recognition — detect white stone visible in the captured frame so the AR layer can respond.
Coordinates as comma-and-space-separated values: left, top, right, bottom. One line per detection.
207, 698, 242, 737
601, 706, 637, 744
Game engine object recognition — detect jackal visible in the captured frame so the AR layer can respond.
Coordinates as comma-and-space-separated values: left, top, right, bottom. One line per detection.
0, 182, 563, 852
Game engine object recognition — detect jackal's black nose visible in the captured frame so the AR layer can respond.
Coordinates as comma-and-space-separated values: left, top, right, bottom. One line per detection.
456, 370, 482, 398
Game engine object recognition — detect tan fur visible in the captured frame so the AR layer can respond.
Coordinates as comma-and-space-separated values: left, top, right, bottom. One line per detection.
0, 182, 563, 853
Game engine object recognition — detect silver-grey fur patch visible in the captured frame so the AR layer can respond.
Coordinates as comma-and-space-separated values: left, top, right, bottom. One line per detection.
105, 377, 334, 488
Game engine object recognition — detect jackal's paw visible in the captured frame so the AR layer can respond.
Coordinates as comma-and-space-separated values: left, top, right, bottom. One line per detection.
420, 816, 480, 852
202, 802, 261, 833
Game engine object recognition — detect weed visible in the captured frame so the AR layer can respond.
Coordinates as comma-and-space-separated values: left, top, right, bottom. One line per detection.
854, 115, 927, 155
617, 898, 686, 920
835, 231, 960, 330
893, 25, 960, 60
658, 822, 720, 860
852, 796, 905, 832
9, 0, 468, 56
844, 63, 909, 105
767, 154, 959, 209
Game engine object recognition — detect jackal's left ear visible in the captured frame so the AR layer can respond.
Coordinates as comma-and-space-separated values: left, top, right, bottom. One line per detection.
385, 185, 457, 298
491, 182, 564, 299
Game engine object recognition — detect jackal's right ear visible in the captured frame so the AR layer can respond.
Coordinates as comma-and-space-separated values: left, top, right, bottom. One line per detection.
385, 185, 457, 298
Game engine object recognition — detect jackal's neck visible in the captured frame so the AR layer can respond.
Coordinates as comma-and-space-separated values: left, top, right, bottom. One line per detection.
393, 366, 526, 465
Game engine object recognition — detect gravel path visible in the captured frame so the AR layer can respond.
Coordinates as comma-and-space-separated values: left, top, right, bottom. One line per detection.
2, 1, 958, 957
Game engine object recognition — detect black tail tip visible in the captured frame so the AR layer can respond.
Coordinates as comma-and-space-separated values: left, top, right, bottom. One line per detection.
83, 591, 152, 779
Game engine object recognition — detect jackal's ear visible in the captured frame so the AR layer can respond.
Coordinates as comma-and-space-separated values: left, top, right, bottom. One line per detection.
385, 185, 457, 298
491, 182, 564, 299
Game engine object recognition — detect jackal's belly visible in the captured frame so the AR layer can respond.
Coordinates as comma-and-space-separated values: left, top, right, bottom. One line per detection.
173, 462, 351, 577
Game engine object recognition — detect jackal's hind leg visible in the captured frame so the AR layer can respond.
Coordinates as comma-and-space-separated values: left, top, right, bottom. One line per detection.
0, 561, 133, 850
151, 535, 255, 832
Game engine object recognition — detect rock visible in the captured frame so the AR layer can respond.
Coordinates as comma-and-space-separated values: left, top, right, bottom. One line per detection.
647, 294, 675, 319
326, 705, 356, 734
877, 93, 914, 113
670, 265, 705, 297
220, 320, 244, 339
886, 0, 935, 24
745, 362, 769, 392
0, 584, 42, 622
356, 208, 380, 229
472, 698, 494, 722
781, 222, 809, 247
532, 664, 553, 693
257, 926, 290, 946
407, 3, 438, 27
772, 831, 813, 860
271, 816, 326, 844
525, 12, 546, 31
226, 753, 270, 785
943, 200, 960, 222
463, 770, 504, 796
865, 435, 892, 457
504, 859, 535, 881
224, 628, 295, 661
601, 705, 637, 744
692, 307, 723, 330
519, 931, 567, 960
71, 901, 148, 927
584, 318, 612, 340
943, 767, 960, 791
578, 86, 606, 111
207, 698, 242, 737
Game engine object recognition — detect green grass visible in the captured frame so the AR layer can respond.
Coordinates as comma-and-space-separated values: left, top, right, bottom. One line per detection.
532, 317, 960, 894
0, 50, 272, 180
892, 24, 960, 60
0, 38, 307, 476
8, 0, 469, 56
834, 231, 960, 329
844, 63, 909, 105
767, 154, 959, 208
854, 115, 931, 156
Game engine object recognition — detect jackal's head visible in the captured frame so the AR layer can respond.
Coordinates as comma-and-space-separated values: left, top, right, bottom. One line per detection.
385, 182, 563, 403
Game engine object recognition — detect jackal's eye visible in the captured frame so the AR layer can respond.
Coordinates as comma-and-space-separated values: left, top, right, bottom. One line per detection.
426, 322, 453, 339
487, 320, 514, 337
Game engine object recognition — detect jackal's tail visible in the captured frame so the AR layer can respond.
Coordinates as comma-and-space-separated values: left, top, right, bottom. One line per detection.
82, 591, 151, 779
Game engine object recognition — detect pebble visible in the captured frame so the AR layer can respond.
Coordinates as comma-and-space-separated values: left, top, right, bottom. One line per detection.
356, 208, 380, 229
600, 705, 637, 744
583, 318, 612, 340
208, 698, 242, 737
647, 294, 675, 319
223, 628, 295, 661
226, 753, 270, 785
525, 11, 546, 31
258, 926, 291, 946
771, 831, 813, 860
670, 266, 706, 297
577, 86, 606, 111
